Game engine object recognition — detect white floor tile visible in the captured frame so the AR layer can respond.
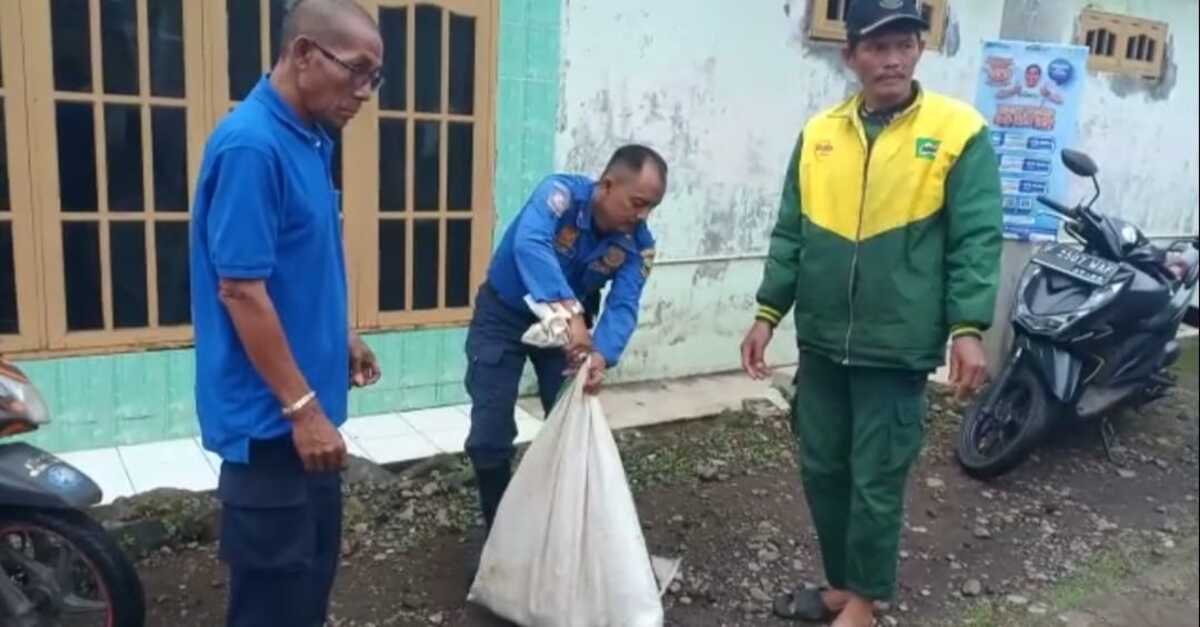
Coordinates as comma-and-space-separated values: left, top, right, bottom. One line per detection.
458, 404, 540, 423
342, 414, 418, 440
193, 437, 223, 475
342, 433, 374, 462
119, 438, 217, 494
355, 433, 441, 464
403, 406, 470, 433
515, 418, 543, 444
421, 427, 469, 454
58, 448, 135, 505
514, 405, 539, 422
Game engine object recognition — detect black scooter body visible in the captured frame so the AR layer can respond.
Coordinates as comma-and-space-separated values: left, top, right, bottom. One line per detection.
957, 148, 1199, 479
0, 442, 102, 510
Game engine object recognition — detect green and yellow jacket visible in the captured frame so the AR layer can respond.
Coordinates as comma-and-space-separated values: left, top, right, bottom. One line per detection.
756, 86, 1003, 371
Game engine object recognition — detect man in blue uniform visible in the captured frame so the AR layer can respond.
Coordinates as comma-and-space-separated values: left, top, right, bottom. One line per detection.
190, 1, 382, 625
465, 145, 668, 537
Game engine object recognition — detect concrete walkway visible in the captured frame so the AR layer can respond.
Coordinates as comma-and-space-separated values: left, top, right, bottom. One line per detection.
60, 367, 791, 505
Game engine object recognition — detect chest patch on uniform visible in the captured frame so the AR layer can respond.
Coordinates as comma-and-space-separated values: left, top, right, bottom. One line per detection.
814, 140, 834, 159
915, 137, 941, 160
589, 245, 626, 276
555, 225, 579, 254
603, 246, 627, 268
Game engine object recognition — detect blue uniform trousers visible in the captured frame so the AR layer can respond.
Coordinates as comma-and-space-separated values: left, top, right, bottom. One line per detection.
464, 284, 570, 470
217, 436, 342, 627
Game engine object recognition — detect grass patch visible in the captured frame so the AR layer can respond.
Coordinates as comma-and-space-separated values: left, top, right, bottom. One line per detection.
1046, 550, 1132, 610
952, 542, 1139, 627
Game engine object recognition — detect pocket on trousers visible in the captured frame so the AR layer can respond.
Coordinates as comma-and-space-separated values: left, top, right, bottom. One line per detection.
218, 464, 314, 572
465, 342, 506, 388
220, 503, 314, 572
887, 376, 928, 472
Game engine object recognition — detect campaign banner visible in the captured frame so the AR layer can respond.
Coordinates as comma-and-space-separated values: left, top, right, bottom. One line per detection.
974, 40, 1088, 242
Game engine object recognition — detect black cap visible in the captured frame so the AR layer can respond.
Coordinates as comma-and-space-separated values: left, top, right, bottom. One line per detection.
845, 0, 929, 39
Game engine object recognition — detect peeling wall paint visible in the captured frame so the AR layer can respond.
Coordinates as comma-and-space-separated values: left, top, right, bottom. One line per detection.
555, 0, 1005, 383
559, 0, 1196, 384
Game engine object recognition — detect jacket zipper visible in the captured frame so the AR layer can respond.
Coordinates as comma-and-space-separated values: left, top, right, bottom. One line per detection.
843, 137, 871, 366
841, 100, 921, 365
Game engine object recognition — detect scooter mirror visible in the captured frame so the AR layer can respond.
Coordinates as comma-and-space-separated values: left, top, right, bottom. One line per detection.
1061, 149, 1099, 178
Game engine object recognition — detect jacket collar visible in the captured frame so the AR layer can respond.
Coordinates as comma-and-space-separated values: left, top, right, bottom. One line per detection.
830, 81, 925, 122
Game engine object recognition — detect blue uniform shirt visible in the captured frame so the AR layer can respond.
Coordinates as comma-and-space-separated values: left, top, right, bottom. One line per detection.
488, 174, 655, 366
190, 77, 349, 463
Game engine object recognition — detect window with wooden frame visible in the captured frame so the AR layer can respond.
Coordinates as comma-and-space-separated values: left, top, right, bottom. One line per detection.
1, 3, 41, 353
809, 0, 949, 50
23, 0, 207, 352
349, 0, 496, 329
1076, 9, 1167, 81
1, 0, 496, 356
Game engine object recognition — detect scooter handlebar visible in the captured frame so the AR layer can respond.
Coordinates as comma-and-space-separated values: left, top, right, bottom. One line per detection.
1036, 195, 1076, 218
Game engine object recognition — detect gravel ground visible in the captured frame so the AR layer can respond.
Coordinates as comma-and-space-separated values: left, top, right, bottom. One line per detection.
130, 379, 1199, 627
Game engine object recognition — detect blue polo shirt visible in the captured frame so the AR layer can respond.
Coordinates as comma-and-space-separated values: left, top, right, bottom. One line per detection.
190, 77, 349, 463
488, 174, 656, 366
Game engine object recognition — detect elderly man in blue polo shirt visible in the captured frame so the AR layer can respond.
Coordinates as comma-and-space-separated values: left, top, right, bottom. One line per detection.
189, 1, 382, 625
464, 145, 668, 564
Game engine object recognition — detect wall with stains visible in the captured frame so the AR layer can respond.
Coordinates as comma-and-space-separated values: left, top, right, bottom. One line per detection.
555, 0, 1005, 382
1004, 0, 1199, 237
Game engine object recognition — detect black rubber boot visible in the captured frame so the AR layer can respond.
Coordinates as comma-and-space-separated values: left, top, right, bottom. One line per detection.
467, 463, 511, 590
475, 464, 512, 531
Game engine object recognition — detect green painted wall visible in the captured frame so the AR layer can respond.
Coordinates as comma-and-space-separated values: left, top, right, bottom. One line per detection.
15, 0, 562, 454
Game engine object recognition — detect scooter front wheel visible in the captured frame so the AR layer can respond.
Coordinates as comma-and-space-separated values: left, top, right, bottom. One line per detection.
0, 507, 145, 627
956, 366, 1053, 480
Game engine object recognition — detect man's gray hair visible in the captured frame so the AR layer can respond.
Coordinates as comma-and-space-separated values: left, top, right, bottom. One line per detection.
278, 0, 377, 58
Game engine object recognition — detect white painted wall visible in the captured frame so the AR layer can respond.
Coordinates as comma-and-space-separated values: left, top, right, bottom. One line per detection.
555, 0, 1197, 384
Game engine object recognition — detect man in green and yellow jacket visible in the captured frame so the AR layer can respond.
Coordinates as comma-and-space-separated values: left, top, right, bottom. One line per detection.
739, 1, 1002, 625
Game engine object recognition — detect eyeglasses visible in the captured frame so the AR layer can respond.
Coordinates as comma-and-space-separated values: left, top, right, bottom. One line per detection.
310, 40, 384, 92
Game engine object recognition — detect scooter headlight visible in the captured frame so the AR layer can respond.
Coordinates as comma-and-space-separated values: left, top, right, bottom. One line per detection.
0, 362, 51, 426
1016, 270, 1126, 335
1078, 280, 1124, 312
1015, 266, 1043, 319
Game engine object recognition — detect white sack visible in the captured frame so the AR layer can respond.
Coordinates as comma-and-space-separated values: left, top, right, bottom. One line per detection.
467, 357, 664, 627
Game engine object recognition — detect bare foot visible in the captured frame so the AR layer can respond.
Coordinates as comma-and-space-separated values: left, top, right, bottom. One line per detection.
830, 594, 875, 627
821, 589, 851, 613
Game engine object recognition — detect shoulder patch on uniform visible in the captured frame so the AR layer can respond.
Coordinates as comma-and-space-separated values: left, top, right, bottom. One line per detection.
547, 183, 572, 217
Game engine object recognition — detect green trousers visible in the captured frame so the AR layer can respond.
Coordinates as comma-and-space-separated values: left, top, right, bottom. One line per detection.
791, 351, 927, 601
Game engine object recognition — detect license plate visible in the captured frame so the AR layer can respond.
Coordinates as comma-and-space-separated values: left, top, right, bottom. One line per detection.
1031, 244, 1120, 286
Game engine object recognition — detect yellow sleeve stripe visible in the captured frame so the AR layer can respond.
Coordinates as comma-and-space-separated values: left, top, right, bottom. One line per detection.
757, 305, 783, 325
950, 324, 983, 339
